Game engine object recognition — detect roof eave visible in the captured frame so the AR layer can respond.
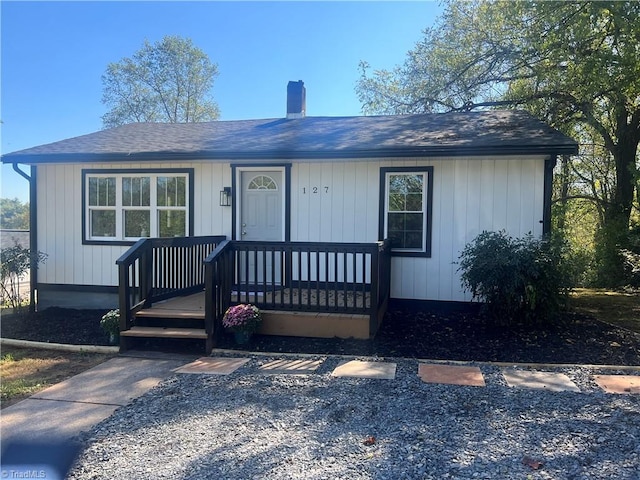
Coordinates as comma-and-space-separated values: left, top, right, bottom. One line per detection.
1, 143, 578, 165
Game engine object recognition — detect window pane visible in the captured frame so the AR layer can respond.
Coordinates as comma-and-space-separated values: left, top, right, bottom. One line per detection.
389, 174, 422, 194
158, 210, 186, 237
388, 174, 423, 212
124, 210, 150, 238
157, 177, 186, 207
89, 178, 97, 206
90, 210, 115, 237
404, 213, 424, 231
388, 193, 405, 212
89, 177, 115, 206
387, 213, 423, 250
405, 193, 423, 212
388, 231, 404, 249
123, 177, 150, 207
404, 231, 423, 249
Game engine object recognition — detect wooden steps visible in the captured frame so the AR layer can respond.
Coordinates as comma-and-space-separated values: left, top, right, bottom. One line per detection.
120, 326, 208, 339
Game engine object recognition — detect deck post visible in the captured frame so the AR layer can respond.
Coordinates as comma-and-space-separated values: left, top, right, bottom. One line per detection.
117, 260, 132, 351
140, 241, 153, 308
369, 245, 379, 337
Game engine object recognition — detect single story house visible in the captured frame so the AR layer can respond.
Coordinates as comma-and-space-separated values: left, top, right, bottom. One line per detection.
2, 81, 578, 349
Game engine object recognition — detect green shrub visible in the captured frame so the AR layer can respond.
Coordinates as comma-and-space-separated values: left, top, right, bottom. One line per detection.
458, 231, 572, 324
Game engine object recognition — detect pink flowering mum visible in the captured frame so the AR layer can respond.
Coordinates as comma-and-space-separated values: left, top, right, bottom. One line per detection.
222, 304, 262, 332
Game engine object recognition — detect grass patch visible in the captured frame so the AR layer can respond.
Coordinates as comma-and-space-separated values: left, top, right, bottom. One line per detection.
570, 288, 640, 334
0, 347, 113, 409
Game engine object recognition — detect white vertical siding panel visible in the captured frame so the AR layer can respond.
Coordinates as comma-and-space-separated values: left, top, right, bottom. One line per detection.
221, 163, 233, 237
330, 162, 345, 242
194, 162, 206, 235
308, 164, 323, 241
62, 165, 74, 284
340, 163, 357, 242
364, 162, 380, 242
478, 159, 495, 231
351, 163, 368, 242
424, 159, 441, 301
36, 165, 51, 283
436, 161, 455, 301
196, 162, 229, 237
294, 163, 311, 241
319, 163, 334, 242
518, 159, 537, 235
506, 159, 523, 235
52, 166, 66, 283
390, 257, 405, 298
491, 159, 509, 231
289, 164, 299, 240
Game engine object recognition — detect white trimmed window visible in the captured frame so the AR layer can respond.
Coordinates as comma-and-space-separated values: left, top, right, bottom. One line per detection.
380, 167, 433, 256
84, 172, 190, 242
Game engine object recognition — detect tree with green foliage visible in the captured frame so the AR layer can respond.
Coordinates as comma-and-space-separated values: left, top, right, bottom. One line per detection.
357, 0, 639, 286
0, 243, 46, 313
0, 198, 29, 230
102, 35, 220, 128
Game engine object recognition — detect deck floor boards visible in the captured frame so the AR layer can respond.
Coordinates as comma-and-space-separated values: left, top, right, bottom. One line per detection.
135, 288, 370, 320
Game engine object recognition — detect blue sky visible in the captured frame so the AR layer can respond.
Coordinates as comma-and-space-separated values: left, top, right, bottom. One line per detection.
1, 1, 442, 201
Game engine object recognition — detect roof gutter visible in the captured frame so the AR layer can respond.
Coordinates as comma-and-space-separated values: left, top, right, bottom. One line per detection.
2, 143, 579, 165
11, 163, 38, 312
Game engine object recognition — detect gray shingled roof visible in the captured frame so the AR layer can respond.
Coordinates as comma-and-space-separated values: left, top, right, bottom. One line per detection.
1, 110, 577, 164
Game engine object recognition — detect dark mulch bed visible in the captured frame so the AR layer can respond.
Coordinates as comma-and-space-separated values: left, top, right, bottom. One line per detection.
2, 303, 639, 365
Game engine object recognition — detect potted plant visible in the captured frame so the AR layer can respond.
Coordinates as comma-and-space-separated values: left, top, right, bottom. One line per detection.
222, 304, 262, 344
100, 309, 120, 344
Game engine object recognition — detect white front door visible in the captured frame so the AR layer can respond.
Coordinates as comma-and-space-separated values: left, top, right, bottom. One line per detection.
239, 170, 284, 284
240, 171, 283, 241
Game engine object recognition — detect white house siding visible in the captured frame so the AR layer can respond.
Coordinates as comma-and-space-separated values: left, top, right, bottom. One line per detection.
36, 155, 545, 307
36, 161, 233, 293
289, 156, 546, 302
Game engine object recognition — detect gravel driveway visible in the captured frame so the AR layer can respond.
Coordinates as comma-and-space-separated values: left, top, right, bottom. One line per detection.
70, 356, 640, 480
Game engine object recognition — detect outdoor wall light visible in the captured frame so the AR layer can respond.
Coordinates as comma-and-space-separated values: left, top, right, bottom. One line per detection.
219, 187, 232, 207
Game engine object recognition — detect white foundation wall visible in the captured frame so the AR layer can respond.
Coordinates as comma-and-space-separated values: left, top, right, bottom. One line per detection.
35, 155, 545, 304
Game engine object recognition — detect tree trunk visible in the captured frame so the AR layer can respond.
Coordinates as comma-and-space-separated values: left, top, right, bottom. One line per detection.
596, 119, 639, 286
555, 155, 571, 231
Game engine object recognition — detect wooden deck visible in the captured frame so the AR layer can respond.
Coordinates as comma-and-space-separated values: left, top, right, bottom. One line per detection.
132, 290, 372, 339
136, 288, 370, 318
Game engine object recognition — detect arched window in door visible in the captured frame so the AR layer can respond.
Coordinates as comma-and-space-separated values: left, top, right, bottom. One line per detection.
247, 175, 278, 190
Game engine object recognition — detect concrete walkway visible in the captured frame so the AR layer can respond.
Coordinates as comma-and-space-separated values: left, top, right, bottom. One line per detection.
1, 354, 191, 445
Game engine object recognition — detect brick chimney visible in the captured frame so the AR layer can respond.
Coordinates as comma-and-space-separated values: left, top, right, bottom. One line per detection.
286, 80, 306, 119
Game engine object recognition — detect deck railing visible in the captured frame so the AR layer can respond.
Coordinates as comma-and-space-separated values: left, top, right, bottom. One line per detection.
116, 235, 226, 331
203, 239, 392, 339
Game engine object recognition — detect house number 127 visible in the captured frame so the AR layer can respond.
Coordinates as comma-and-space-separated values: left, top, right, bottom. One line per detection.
302, 186, 329, 194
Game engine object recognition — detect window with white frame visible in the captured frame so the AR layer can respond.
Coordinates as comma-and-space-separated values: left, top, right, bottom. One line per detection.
380, 167, 433, 256
84, 170, 191, 243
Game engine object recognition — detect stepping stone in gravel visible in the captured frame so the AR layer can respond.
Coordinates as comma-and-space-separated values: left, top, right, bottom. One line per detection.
331, 360, 396, 379
502, 369, 580, 393
593, 375, 640, 394
418, 364, 486, 387
258, 358, 323, 374
175, 357, 250, 375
